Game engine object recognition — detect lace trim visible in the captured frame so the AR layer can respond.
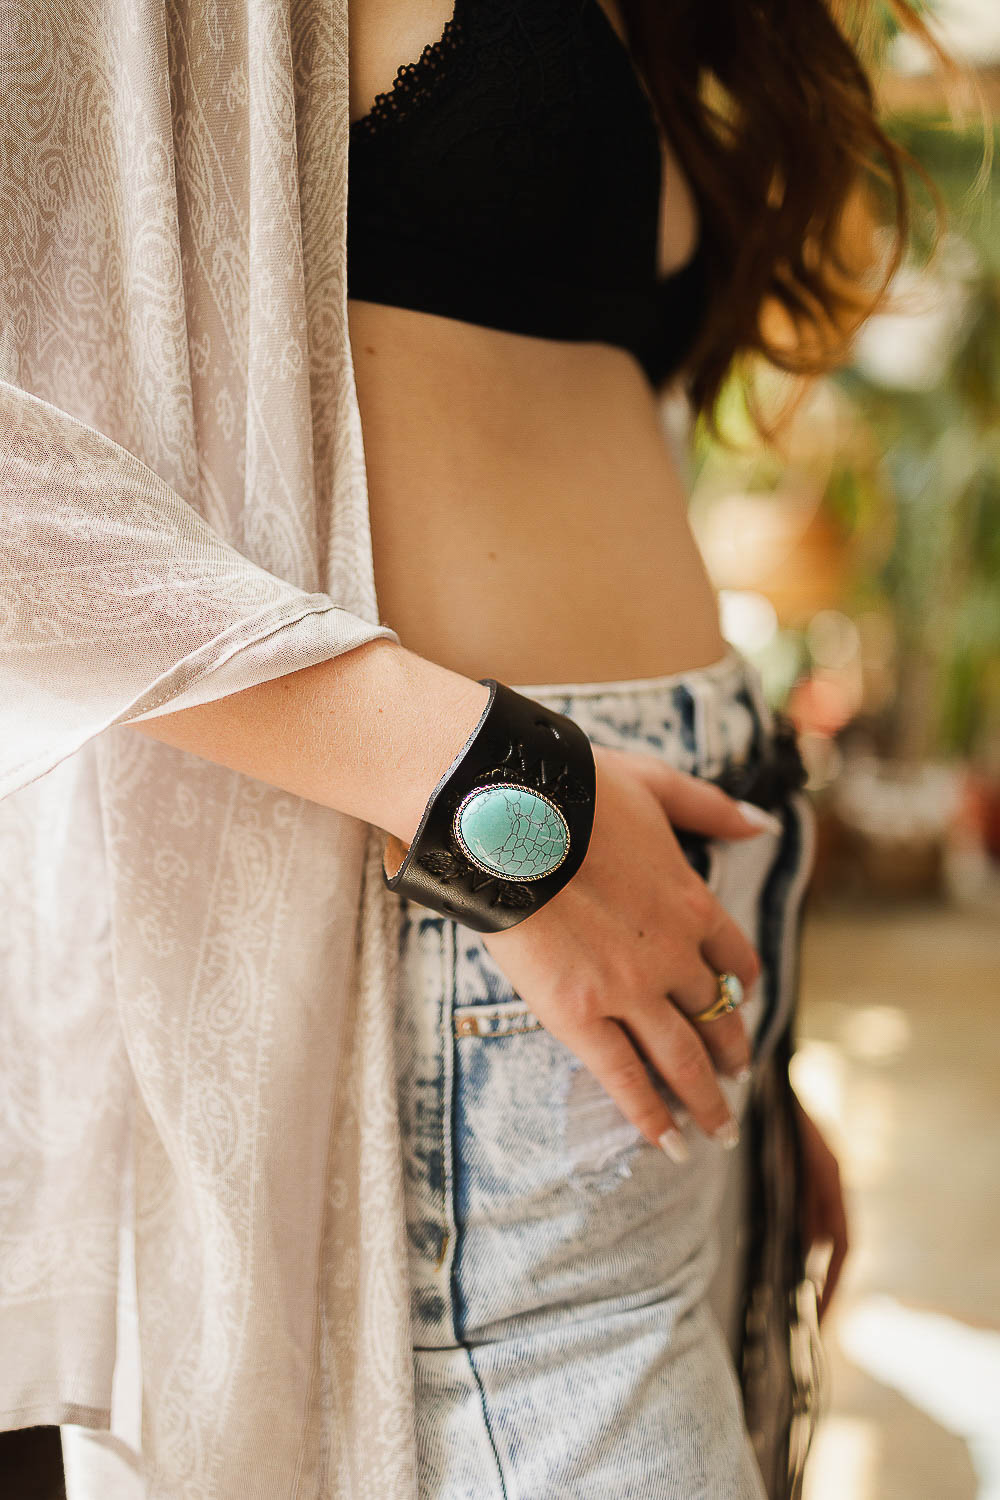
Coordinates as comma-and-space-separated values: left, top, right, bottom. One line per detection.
350, 11, 465, 142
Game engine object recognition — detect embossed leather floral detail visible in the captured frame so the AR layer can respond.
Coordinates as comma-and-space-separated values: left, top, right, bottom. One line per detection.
415, 845, 537, 910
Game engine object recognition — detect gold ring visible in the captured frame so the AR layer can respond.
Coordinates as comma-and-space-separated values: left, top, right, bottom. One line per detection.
691, 971, 745, 1024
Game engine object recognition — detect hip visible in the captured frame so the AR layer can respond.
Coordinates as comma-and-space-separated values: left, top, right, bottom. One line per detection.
392, 646, 816, 1339
389, 645, 814, 1495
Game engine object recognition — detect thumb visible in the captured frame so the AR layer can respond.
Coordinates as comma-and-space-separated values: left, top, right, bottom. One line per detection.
650, 766, 784, 840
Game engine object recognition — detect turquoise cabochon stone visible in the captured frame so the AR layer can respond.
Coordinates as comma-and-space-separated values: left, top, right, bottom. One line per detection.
455, 784, 569, 881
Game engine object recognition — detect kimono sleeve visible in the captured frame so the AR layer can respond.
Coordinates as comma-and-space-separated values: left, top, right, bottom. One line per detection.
0, 379, 399, 800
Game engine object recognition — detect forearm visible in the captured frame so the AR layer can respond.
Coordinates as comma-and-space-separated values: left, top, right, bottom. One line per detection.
127, 636, 491, 846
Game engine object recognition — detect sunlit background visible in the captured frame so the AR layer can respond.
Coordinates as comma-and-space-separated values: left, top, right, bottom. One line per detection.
674, 4, 1000, 1495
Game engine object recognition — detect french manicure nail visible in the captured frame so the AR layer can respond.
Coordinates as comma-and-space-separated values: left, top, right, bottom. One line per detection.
734, 1065, 753, 1083
659, 1127, 690, 1163
736, 801, 783, 837
715, 1118, 740, 1150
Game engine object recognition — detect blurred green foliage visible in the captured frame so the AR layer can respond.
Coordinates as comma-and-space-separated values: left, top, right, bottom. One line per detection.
697, 118, 1000, 765
834, 120, 1000, 762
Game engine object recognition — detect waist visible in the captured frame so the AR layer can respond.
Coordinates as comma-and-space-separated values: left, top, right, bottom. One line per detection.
350, 300, 726, 683
509, 647, 808, 809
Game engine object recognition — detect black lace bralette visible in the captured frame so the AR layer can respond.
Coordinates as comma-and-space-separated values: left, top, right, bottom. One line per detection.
347, 0, 708, 388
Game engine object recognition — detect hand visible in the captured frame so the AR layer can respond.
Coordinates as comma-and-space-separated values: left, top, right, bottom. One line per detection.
791, 1090, 850, 1322
482, 742, 776, 1155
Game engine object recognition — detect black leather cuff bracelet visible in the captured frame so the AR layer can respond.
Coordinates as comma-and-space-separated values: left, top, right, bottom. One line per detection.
382, 679, 597, 933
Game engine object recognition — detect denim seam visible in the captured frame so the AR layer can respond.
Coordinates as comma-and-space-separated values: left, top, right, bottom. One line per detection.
447, 926, 512, 1499
462, 1345, 511, 1500
436, 919, 457, 1304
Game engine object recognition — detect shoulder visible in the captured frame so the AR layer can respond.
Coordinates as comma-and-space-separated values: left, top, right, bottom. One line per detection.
348, 0, 460, 127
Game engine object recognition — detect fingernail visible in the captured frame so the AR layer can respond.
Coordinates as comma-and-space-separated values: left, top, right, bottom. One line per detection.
714, 1117, 741, 1150
734, 1065, 753, 1083
658, 1127, 690, 1163
736, 801, 783, 836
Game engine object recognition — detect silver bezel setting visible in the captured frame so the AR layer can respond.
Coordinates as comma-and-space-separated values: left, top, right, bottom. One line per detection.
452, 781, 571, 882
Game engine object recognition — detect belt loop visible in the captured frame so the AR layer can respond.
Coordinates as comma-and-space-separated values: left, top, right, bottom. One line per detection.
689, 675, 723, 776
737, 648, 777, 742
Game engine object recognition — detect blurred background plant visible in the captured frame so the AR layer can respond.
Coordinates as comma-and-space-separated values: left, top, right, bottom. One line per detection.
682, 15, 1000, 908
675, 12, 1000, 1497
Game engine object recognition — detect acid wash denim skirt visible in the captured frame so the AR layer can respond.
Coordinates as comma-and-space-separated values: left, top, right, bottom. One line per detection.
393, 646, 818, 1500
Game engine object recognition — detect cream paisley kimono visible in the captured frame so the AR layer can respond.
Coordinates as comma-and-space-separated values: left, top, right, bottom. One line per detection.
1, 1, 419, 1493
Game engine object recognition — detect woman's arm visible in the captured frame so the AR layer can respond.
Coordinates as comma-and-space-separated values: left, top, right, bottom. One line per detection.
128, 635, 489, 847
130, 635, 770, 1155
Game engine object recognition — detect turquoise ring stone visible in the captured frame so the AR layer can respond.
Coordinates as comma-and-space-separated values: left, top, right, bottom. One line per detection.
691, 970, 745, 1023
453, 782, 570, 882
718, 972, 744, 1010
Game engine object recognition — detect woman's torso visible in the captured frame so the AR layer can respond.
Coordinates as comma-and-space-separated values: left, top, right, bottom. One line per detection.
346, 0, 727, 684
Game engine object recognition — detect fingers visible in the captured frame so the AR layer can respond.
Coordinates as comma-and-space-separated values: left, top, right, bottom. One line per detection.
615, 992, 739, 1143
569, 1015, 691, 1159
694, 912, 762, 1076
667, 960, 751, 1078
816, 1174, 850, 1323
818, 1227, 848, 1323
665, 884, 761, 1079
700, 907, 762, 995
791, 1094, 850, 1323
639, 758, 784, 841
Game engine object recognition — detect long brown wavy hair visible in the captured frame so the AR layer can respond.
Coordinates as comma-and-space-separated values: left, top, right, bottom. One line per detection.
619, 0, 958, 434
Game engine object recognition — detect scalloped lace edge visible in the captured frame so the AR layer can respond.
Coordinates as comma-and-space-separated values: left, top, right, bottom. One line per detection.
351, 12, 465, 140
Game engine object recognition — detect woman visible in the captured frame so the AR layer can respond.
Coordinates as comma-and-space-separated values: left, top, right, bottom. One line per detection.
0, 0, 932, 1495
335, 0, 860, 1493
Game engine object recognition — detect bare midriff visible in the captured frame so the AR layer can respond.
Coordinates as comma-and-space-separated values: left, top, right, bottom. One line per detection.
347, 0, 727, 688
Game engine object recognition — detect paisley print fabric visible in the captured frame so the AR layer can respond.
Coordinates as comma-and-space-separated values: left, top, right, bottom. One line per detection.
1, 3, 417, 1495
